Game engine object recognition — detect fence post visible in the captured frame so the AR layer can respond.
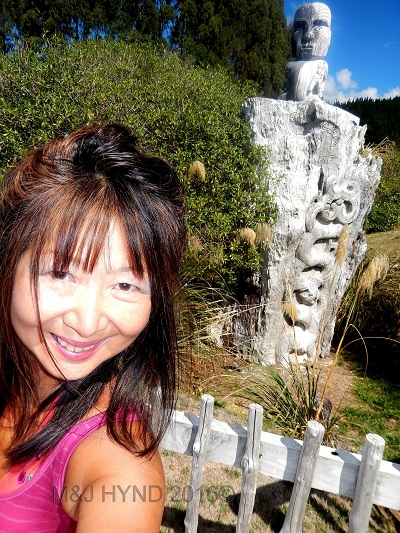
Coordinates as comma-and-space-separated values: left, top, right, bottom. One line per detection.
236, 403, 263, 533
280, 420, 325, 533
184, 394, 214, 533
349, 433, 385, 533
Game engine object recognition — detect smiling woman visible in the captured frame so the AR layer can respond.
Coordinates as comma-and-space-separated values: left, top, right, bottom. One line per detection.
0, 124, 186, 531
11, 222, 152, 388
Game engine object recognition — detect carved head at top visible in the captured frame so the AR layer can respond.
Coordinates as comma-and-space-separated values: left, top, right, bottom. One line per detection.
292, 2, 331, 60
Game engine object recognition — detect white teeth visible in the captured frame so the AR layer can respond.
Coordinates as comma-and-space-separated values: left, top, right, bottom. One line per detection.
54, 336, 96, 353
58, 338, 68, 348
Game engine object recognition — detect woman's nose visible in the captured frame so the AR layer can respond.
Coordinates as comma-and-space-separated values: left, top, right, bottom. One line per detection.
63, 286, 109, 338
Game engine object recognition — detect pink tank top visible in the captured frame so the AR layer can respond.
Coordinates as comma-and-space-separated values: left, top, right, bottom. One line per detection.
0, 412, 108, 532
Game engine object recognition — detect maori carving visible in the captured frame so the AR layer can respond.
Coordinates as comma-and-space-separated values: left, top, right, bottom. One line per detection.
290, 116, 342, 170
292, 2, 331, 60
284, 3, 331, 102
241, 97, 382, 365
277, 174, 361, 362
285, 60, 328, 101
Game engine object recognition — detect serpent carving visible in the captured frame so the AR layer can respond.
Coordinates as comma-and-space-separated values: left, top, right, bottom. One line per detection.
276, 173, 361, 361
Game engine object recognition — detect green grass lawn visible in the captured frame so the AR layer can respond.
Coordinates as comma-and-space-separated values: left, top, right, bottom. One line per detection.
339, 367, 400, 462
366, 229, 400, 259
337, 230, 400, 463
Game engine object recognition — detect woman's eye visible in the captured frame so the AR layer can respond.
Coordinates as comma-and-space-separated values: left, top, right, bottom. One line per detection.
117, 282, 135, 292
52, 271, 70, 280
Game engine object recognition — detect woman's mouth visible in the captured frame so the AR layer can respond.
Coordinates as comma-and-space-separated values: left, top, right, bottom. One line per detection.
51, 334, 105, 361
53, 335, 95, 353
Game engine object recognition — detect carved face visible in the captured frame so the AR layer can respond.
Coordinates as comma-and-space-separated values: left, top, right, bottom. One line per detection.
292, 2, 331, 60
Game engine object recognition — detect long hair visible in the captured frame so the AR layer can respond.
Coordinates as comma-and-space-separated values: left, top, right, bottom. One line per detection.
0, 124, 186, 463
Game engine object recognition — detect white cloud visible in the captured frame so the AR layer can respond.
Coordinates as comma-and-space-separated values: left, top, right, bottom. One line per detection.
383, 87, 400, 99
323, 69, 394, 103
323, 75, 347, 103
336, 69, 357, 90
349, 87, 379, 100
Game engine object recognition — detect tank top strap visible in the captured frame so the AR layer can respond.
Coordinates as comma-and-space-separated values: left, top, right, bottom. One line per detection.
51, 412, 107, 497
51, 409, 139, 497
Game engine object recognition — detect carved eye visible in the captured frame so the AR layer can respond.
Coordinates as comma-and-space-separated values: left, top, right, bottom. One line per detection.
293, 20, 306, 32
313, 19, 329, 27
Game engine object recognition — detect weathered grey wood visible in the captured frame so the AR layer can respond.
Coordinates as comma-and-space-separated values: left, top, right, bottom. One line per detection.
236, 404, 263, 533
349, 433, 385, 533
161, 408, 400, 510
241, 98, 381, 364
184, 394, 214, 533
280, 420, 325, 532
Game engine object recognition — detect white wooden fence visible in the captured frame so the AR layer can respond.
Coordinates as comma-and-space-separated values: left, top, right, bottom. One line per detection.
161, 394, 400, 533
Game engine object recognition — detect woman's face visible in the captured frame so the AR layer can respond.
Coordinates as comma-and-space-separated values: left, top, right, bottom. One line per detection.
11, 222, 152, 395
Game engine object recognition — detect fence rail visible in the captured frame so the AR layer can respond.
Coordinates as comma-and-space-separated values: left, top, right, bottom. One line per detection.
161, 394, 400, 532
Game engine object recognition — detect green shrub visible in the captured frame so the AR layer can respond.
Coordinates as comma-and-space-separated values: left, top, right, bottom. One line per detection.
0, 38, 275, 292
366, 141, 400, 233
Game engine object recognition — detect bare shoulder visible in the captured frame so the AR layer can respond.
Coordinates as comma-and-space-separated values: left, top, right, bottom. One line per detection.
63, 422, 165, 532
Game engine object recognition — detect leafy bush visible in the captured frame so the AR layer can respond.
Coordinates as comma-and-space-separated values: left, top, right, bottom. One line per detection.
0, 38, 275, 292
366, 141, 400, 233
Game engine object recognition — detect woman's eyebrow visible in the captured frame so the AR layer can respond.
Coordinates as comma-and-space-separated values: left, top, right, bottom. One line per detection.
107, 265, 147, 278
110, 266, 132, 272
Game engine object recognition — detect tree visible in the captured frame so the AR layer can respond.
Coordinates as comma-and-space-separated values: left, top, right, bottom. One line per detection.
0, 0, 289, 94
172, 0, 290, 96
0, 0, 12, 52
0, 0, 176, 46
0, 0, 88, 44
337, 96, 400, 145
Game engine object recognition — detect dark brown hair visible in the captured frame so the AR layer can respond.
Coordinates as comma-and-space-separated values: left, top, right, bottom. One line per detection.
0, 124, 186, 463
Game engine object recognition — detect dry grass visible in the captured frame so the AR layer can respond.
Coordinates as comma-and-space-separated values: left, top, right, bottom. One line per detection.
161, 454, 399, 533
238, 227, 256, 247
254, 222, 273, 249
187, 160, 206, 182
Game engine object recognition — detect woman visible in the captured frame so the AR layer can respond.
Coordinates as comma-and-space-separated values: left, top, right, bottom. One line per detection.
0, 124, 186, 531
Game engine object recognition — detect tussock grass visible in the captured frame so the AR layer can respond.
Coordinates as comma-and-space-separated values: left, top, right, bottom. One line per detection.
255, 222, 273, 250
337, 231, 400, 382
238, 227, 256, 247
212, 362, 338, 441
176, 278, 249, 395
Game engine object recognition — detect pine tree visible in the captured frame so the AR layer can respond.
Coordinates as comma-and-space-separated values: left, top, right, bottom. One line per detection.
172, 0, 290, 96
0, 0, 176, 44
337, 96, 400, 145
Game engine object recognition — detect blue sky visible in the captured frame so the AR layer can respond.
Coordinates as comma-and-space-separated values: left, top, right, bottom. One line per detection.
284, 1, 400, 102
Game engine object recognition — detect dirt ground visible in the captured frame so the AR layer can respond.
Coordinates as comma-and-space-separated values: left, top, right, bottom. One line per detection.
160, 355, 400, 532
